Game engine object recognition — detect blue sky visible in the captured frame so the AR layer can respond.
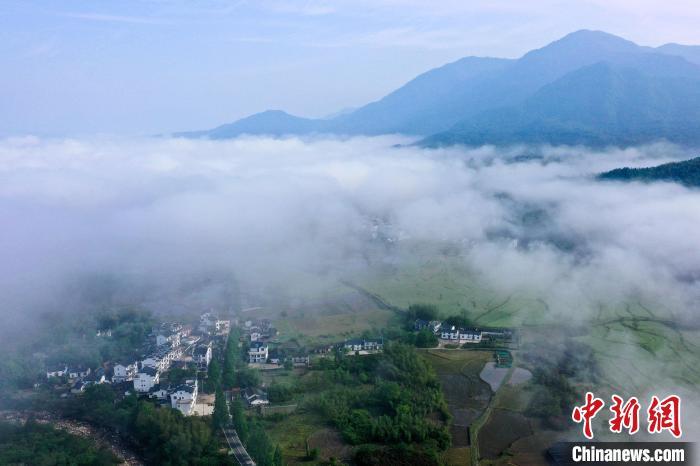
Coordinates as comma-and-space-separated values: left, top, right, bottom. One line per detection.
3, 0, 700, 136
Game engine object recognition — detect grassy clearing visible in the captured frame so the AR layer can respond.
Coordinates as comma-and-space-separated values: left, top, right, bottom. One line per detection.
261, 412, 327, 465
274, 308, 399, 346
354, 259, 548, 327
260, 367, 306, 387
586, 317, 700, 391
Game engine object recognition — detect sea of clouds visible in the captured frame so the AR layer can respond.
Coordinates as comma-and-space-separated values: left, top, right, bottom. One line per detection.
1, 135, 699, 335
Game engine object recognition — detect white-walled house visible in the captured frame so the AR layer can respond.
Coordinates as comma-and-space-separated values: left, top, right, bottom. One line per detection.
291, 356, 310, 367
248, 341, 269, 363
134, 367, 160, 392
439, 325, 483, 344
215, 319, 230, 334
68, 366, 91, 380
199, 312, 218, 333
170, 379, 198, 416
343, 338, 383, 353
149, 387, 170, 400
344, 339, 364, 352
112, 362, 138, 383
362, 339, 383, 351
156, 332, 181, 348
142, 355, 169, 372
46, 364, 68, 379
193, 344, 212, 368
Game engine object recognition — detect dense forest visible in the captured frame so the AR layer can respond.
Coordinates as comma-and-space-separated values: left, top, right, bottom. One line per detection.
598, 156, 700, 187
300, 343, 451, 464
0, 420, 121, 465
57, 385, 228, 465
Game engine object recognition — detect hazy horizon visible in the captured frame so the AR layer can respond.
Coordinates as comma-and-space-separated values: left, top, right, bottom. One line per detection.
4, 0, 700, 137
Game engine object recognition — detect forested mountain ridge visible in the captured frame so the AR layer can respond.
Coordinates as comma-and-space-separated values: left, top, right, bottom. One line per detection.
598, 157, 700, 187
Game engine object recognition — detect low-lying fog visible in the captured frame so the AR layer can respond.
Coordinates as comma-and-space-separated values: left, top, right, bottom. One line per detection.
1, 135, 699, 338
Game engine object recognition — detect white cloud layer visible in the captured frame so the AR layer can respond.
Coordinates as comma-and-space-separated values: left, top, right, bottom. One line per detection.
1, 136, 699, 335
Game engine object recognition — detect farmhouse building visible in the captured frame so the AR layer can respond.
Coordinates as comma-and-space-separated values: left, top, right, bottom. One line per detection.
112, 362, 138, 383
170, 379, 198, 416
248, 341, 269, 363
439, 325, 483, 344
134, 366, 160, 392
343, 338, 383, 353
243, 387, 269, 406
46, 364, 68, 379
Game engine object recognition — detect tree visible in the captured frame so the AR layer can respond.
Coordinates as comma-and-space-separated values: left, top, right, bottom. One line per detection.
247, 420, 275, 466
207, 358, 221, 392
212, 386, 229, 430
230, 399, 248, 443
408, 304, 439, 321
222, 357, 236, 389
444, 314, 472, 328
273, 445, 283, 466
268, 383, 293, 403
414, 329, 438, 348
236, 367, 260, 388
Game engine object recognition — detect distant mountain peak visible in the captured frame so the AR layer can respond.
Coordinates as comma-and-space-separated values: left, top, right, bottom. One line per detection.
560, 29, 631, 42
179, 30, 700, 147
522, 29, 639, 60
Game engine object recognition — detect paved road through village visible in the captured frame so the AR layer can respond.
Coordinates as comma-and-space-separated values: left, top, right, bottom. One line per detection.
222, 422, 256, 466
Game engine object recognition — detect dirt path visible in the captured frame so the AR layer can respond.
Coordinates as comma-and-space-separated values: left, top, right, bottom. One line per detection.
339, 280, 406, 314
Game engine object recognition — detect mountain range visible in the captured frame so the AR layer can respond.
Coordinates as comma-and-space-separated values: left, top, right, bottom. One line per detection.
177, 30, 700, 147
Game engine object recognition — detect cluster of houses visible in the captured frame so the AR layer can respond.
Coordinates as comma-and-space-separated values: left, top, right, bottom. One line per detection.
414, 319, 513, 345
125, 318, 224, 414
46, 313, 230, 417
342, 338, 384, 354
246, 336, 384, 366
199, 312, 231, 336
148, 379, 200, 416
242, 318, 277, 342
45, 364, 108, 393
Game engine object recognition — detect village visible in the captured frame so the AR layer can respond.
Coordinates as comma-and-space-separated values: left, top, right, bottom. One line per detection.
43, 308, 514, 422
44, 312, 232, 416
41, 310, 386, 415
23, 303, 524, 466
